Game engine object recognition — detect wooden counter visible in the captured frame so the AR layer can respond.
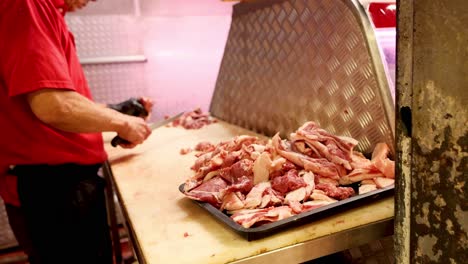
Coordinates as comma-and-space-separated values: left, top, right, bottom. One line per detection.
103, 121, 394, 264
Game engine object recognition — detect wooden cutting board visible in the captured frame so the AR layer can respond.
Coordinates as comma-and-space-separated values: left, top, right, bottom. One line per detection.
103, 121, 394, 264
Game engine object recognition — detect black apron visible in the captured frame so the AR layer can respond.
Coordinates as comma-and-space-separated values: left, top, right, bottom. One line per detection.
8, 164, 113, 264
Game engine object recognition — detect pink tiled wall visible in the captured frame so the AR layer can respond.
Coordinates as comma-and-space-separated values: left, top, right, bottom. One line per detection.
69, 0, 234, 121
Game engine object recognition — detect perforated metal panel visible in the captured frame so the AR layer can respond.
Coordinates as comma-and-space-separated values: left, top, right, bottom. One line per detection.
82, 63, 147, 104
210, 0, 394, 154
66, 16, 141, 58
65, 15, 148, 105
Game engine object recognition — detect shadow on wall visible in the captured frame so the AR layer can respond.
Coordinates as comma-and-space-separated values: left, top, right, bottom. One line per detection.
68, 0, 235, 121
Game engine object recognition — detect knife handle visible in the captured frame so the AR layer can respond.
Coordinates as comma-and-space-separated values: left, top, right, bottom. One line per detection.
111, 136, 130, 147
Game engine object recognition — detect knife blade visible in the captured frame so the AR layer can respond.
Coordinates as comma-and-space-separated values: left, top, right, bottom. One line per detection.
111, 112, 184, 147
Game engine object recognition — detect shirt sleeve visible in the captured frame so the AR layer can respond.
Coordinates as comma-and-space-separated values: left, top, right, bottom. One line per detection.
0, 0, 74, 97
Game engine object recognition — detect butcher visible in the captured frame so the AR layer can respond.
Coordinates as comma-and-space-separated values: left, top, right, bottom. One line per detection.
0, 0, 152, 263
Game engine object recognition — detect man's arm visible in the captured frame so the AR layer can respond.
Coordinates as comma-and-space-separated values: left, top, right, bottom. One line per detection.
27, 89, 151, 145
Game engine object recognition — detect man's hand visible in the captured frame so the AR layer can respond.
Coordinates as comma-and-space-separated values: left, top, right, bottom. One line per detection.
138, 97, 153, 120
115, 115, 152, 148
108, 97, 154, 120
27, 89, 152, 148
107, 97, 154, 148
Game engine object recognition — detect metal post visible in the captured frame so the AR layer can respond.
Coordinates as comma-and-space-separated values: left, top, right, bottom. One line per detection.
396, 1, 468, 263
103, 161, 123, 264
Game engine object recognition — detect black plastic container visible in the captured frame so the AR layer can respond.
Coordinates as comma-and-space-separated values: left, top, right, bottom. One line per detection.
179, 183, 394, 241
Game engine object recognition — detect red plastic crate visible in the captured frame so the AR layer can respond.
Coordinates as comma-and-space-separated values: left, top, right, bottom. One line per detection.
368, 2, 396, 28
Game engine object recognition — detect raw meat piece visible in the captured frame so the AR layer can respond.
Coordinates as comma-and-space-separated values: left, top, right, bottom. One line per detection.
253, 152, 272, 184
285, 188, 307, 205
171, 108, 217, 129
374, 177, 395, 188
180, 148, 192, 155
184, 177, 228, 207
350, 151, 373, 169
259, 187, 284, 208
373, 157, 395, 178
221, 192, 245, 211
361, 179, 376, 185
221, 176, 253, 195
315, 183, 355, 200
371, 143, 395, 178
284, 171, 315, 204
271, 169, 307, 195
231, 206, 294, 228
317, 177, 340, 186
359, 184, 377, 194
302, 200, 336, 212
310, 190, 338, 203
339, 169, 384, 185
372, 143, 390, 160
244, 182, 271, 209
292, 122, 358, 170
272, 134, 343, 179
194, 141, 215, 152
219, 159, 253, 184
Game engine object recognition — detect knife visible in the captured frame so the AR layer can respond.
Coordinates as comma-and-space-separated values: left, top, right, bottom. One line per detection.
111, 112, 185, 147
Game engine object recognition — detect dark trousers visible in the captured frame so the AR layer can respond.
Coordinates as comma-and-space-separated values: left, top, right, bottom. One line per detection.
5, 164, 113, 264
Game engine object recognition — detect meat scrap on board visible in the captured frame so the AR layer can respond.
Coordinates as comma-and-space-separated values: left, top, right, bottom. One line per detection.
170, 108, 217, 129
182, 121, 395, 228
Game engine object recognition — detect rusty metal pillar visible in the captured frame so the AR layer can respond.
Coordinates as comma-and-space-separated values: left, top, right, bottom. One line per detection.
396, 0, 468, 263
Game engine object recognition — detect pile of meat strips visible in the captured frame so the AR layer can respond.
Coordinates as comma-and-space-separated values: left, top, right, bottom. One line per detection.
182, 122, 395, 228
170, 108, 217, 130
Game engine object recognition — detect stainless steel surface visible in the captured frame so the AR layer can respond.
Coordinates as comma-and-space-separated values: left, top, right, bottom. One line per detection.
210, 0, 395, 155
231, 218, 394, 264
80, 55, 147, 65
149, 112, 184, 130
345, 0, 395, 146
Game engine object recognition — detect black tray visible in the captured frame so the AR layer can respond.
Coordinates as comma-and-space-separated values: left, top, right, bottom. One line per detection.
179, 183, 394, 241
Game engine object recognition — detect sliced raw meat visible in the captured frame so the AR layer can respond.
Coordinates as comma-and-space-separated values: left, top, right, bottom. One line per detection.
272, 134, 342, 179
310, 190, 338, 203
253, 152, 272, 184
315, 183, 355, 200
302, 200, 336, 212
184, 177, 228, 207
231, 206, 294, 228
219, 159, 254, 184
220, 192, 245, 211
292, 122, 358, 170
339, 169, 384, 185
244, 182, 271, 209
359, 184, 377, 194
285, 171, 315, 204
374, 177, 395, 188
371, 143, 395, 178
271, 169, 307, 195
259, 187, 284, 208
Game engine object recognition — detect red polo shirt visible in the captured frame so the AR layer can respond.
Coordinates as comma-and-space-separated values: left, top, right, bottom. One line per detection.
0, 0, 107, 206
